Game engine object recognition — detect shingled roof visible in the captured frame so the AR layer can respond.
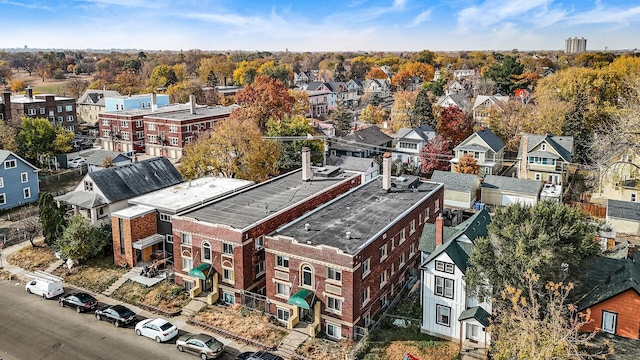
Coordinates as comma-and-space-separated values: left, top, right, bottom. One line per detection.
481, 175, 542, 196
430, 170, 479, 192
576, 256, 640, 311
607, 199, 640, 221
419, 208, 491, 255
517, 134, 574, 163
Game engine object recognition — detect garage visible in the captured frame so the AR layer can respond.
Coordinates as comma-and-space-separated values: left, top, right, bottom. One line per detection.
501, 194, 536, 207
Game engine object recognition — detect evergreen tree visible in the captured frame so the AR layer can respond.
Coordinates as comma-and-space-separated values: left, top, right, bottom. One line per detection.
38, 192, 67, 246
483, 55, 524, 94
331, 103, 353, 131
562, 96, 593, 164
412, 88, 435, 129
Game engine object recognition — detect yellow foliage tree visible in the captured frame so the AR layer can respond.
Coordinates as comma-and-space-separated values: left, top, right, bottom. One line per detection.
10, 79, 26, 92
360, 104, 384, 124
404, 61, 435, 81
390, 90, 417, 131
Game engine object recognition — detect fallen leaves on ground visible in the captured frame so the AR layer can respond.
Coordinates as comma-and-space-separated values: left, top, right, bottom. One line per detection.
296, 338, 355, 360
7, 241, 57, 271
111, 280, 189, 313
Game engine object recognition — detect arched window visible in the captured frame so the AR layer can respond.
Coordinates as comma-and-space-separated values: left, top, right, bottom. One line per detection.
202, 241, 211, 262
301, 264, 313, 287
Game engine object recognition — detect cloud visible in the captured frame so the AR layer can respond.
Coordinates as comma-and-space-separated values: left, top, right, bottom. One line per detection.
394, 0, 408, 9
410, 9, 431, 27
456, 0, 557, 33
182, 12, 261, 27
0, 0, 52, 11
569, 4, 640, 26
74, 0, 161, 8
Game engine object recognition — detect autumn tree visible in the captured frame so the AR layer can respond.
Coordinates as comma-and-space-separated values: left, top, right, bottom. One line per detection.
0, 60, 11, 88
365, 67, 387, 79
436, 106, 474, 148
404, 61, 435, 81
0, 120, 18, 151
562, 95, 593, 164
419, 135, 451, 173
390, 91, 417, 131
10, 206, 41, 247
487, 100, 531, 151
330, 103, 353, 131
455, 153, 479, 174
391, 69, 411, 90
38, 192, 67, 246
490, 270, 613, 360
179, 118, 280, 182
16, 117, 73, 164
65, 79, 89, 99
359, 104, 384, 124
9, 79, 25, 92
412, 88, 435, 129
234, 75, 295, 131
289, 89, 310, 117
414, 49, 436, 65
466, 201, 601, 302
55, 215, 111, 265
266, 115, 321, 169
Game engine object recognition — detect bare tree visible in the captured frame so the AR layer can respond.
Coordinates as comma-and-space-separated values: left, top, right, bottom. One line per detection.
11, 206, 42, 247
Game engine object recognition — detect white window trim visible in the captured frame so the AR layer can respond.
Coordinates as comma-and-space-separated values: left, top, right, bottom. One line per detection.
436, 304, 451, 327
0, 193, 6, 205
21, 172, 28, 183
325, 322, 342, 340
602, 311, 617, 334
23, 187, 31, 199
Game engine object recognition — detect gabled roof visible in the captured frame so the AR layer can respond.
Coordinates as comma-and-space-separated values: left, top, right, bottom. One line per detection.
517, 134, 574, 162
77, 90, 122, 106
430, 170, 479, 192
419, 208, 491, 255
458, 306, 491, 327
481, 175, 542, 196
607, 199, 640, 221
306, 82, 325, 91
0, 150, 39, 172
396, 124, 436, 142
324, 82, 348, 92
331, 125, 393, 152
576, 256, 640, 311
87, 157, 183, 203
437, 93, 471, 109
474, 127, 505, 152
84, 150, 131, 166
473, 95, 508, 109
54, 191, 107, 208
422, 236, 472, 272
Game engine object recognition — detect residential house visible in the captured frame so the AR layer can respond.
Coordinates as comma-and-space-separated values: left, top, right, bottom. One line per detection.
517, 134, 574, 185
111, 177, 254, 268
306, 90, 330, 118
453, 68, 476, 80
481, 174, 542, 208
105, 93, 170, 112
330, 125, 393, 158
420, 208, 492, 353
294, 71, 311, 87
436, 93, 471, 113
606, 200, 640, 236
327, 155, 380, 183
363, 79, 391, 99
445, 80, 471, 96
0, 150, 40, 211
306, 82, 348, 110
54, 157, 183, 226
514, 88, 531, 103
430, 170, 481, 209
392, 124, 437, 167
472, 95, 509, 124
265, 155, 443, 339
170, 151, 363, 303
451, 127, 505, 176
76, 89, 122, 125
345, 79, 364, 107
577, 255, 640, 340
84, 150, 132, 173
1, 89, 78, 132
591, 152, 639, 204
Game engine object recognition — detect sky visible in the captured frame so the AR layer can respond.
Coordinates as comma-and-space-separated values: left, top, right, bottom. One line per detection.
1, 0, 640, 52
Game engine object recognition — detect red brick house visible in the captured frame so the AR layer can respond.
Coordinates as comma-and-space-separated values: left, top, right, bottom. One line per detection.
1, 89, 77, 131
170, 149, 362, 301
264, 155, 444, 340
578, 255, 640, 339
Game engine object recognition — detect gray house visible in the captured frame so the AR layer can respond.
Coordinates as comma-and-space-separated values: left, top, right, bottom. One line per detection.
430, 170, 481, 209
84, 150, 132, 173
606, 199, 640, 236
0, 150, 40, 211
481, 175, 542, 208
451, 127, 505, 176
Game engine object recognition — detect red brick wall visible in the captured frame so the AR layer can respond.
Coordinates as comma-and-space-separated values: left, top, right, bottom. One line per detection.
112, 212, 157, 268
580, 289, 640, 339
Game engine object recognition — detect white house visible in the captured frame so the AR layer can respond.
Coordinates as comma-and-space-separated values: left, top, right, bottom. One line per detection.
392, 124, 437, 167
420, 209, 492, 355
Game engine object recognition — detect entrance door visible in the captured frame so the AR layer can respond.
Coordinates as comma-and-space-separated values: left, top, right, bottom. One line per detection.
466, 323, 480, 341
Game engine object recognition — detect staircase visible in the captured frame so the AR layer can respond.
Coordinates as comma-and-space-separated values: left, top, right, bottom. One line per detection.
275, 326, 309, 359
461, 343, 486, 360
44, 259, 65, 274
102, 267, 140, 296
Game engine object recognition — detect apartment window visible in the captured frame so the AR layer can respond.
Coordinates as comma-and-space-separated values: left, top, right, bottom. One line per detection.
65, 105, 73, 112
28, 108, 36, 115
255, 236, 264, 250
22, 187, 31, 199
222, 292, 235, 304
602, 311, 617, 334
410, 219, 416, 234
301, 265, 313, 287
181, 233, 192, 245
419, 213, 423, 224
327, 296, 342, 312
436, 305, 451, 326
102, 130, 110, 137
541, 143, 547, 151
202, 242, 211, 261
0, 177, 3, 188
380, 244, 388, 260
186, 125, 192, 132
40, 107, 45, 114
399, 253, 405, 268
136, 131, 144, 139
223, 268, 234, 282
276, 255, 289, 268
631, 193, 637, 202
0, 193, 5, 205
148, 123, 156, 130
362, 287, 370, 304
399, 228, 406, 243
362, 258, 371, 278
409, 243, 415, 256
120, 121, 127, 128
84, 181, 93, 192
535, 173, 542, 181
66, 115, 74, 122
380, 270, 387, 287
435, 199, 439, 212
57, 116, 63, 123
57, 106, 62, 113
276, 282, 290, 297
4, 159, 17, 169
255, 261, 265, 275
49, 110, 54, 117
435, 261, 455, 274
135, 120, 143, 127
435, 276, 454, 299
223, 243, 233, 255
182, 257, 193, 270
121, 132, 130, 140
148, 134, 157, 143
166, 234, 173, 244
327, 267, 341, 282
326, 322, 341, 339
169, 125, 178, 133
102, 119, 109, 126
169, 138, 179, 146
276, 307, 290, 322
21, 172, 28, 183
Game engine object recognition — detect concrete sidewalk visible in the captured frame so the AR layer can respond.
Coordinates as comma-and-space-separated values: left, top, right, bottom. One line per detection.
0, 239, 262, 359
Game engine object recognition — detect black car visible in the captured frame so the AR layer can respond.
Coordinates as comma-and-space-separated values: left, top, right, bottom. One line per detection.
59, 292, 98, 313
236, 351, 284, 360
95, 304, 136, 327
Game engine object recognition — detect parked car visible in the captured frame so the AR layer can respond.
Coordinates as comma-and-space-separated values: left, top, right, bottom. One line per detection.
25, 271, 64, 299
236, 351, 284, 360
135, 318, 178, 343
95, 304, 136, 327
59, 292, 98, 313
67, 157, 86, 168
176, 333, 225, 359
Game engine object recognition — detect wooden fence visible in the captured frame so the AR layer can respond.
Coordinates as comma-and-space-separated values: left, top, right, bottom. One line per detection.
568, 202, 607, 218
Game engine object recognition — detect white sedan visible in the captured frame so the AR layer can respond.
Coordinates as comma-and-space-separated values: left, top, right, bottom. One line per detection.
67, 157, 86, 168
134, 318, 178, 343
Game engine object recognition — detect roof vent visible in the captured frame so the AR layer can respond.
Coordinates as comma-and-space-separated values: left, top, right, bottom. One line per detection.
397, 176, 407, 182
346, 231, 351, 239
305, 223, 310, 231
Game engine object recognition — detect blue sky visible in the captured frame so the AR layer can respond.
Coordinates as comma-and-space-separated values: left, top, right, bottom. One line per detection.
2, 0, 639, 51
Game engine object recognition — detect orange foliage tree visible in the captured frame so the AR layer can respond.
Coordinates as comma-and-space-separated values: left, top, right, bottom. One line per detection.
455, 153, 480, 174
234, 75, 295, 131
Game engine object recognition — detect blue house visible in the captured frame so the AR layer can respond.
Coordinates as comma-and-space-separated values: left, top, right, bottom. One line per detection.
0, 150, 40, 211
104, 93, 170, 112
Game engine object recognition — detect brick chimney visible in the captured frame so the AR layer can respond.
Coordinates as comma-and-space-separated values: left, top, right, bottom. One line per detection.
301, 147, 311, 181
435, 214, 444, 247
382, 152, 391, 191
2, 92, 11, 121
189, 94, 196, 115
26, 87, 33, 99
519, 134, 529, 179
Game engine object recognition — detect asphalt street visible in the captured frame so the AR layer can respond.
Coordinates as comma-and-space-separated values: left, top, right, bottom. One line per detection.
0, 279, 240, 360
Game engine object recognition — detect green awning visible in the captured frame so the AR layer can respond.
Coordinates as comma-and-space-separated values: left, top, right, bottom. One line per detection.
188, 263, 211, 280
458, 306, 491, 327
287, 289, 314, 310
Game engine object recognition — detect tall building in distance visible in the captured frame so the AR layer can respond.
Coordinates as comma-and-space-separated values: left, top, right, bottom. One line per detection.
565, 37, 587, 53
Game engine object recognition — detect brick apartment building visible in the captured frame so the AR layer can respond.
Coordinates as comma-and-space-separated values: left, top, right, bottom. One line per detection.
170, 149, 362, 302
98, 95, 233, 158
265, 154, 443, 340
1, 89, 78, 131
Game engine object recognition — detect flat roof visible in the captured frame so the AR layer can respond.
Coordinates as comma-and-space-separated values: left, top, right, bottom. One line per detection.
112, 204, 155, 219
274, 176, 442, 255
129, 177, 254, 213
144, 106, 233, 121
178, 168, 358, 230
106, 103, 193, 116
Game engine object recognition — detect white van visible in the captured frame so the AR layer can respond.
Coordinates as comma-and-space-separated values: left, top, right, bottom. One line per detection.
25, 271, 64, 299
